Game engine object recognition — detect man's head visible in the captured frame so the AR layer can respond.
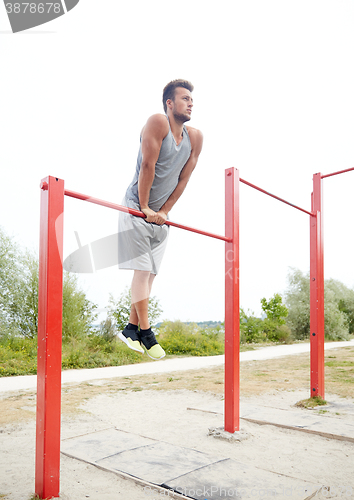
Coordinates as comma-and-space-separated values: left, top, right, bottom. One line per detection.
162, 79, 194, 114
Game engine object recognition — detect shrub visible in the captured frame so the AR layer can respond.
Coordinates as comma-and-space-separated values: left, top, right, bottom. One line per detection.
240, 309, 266, 343
263, 319, 292, 343
158, 320, 224, 356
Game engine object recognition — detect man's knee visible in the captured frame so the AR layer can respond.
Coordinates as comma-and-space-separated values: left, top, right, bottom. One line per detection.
133, 270, 151, 282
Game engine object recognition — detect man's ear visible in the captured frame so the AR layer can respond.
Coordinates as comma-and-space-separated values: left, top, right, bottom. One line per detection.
166, 99, 173, 110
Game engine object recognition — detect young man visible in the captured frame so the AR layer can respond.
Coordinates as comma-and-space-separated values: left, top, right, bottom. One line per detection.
118, 79, 203, 360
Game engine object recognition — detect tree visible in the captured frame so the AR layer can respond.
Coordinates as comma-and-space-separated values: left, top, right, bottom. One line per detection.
260, 294, 291, 343
239, 308, 265, 343
108, 287, 162, 332
62, 272, 98, 340
0, 226, 23, 334
284, 268, 352, 341
0, 228, 38, 337
261, 293, 288, 325
0, 226, 97, 339
327, 278, 354, 334
284, 268, 310, 340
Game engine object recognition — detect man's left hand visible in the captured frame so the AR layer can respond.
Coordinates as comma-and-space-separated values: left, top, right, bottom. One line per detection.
142, 207, 167, 225
154, 210, 168, 225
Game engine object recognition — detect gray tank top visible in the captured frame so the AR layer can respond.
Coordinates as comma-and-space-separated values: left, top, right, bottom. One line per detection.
125, 118, 192, 212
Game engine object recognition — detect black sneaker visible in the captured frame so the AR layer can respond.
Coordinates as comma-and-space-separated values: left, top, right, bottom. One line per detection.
140, 331, 165, 360
118, 325, 144, 354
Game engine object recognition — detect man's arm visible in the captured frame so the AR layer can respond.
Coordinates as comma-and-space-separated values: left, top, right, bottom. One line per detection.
138, 114, 169, 224
158, 127, 203, 220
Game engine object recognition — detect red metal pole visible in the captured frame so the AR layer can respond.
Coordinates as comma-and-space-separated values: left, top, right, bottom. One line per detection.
310, 173, 325, 399
224, 168, 240, 432
35, 176, 64, 499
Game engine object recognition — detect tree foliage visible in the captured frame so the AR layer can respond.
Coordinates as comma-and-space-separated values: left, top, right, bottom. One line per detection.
0, 226, 97, 339
284, 268, 353, 341
240, 308, 265, 343
261, 293, 288, 325
0, 227, 38, 337
108, 287, 162, 332
62, 272, 98, 340
260, 293, 291, 342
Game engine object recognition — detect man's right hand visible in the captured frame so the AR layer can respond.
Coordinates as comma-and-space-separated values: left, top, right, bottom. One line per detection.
141, 207, 167, 225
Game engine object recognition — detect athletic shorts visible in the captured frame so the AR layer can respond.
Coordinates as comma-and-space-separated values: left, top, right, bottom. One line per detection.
118, 197, 169, 275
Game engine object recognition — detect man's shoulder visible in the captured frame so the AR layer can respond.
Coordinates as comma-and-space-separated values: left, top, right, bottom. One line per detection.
141, 114, 169, 138
185, 126, 203, 148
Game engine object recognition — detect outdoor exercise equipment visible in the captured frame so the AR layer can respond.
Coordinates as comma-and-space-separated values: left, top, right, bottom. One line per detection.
35, 166, 353, 499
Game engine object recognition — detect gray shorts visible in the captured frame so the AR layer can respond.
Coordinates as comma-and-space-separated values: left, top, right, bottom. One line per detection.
118, 198, 169, 275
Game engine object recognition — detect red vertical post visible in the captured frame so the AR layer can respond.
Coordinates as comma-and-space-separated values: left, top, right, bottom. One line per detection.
310, 173, 325, 398
224, 167, 240, 432
35, 176, 64, 499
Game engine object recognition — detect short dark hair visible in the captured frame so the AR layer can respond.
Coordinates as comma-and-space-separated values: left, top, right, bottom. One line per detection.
162, 79, 194, 113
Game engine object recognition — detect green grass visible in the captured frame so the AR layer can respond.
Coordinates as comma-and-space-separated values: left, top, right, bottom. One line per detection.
158, 324, 224, 356
0, 324, 227, 377
0, 323, 307, 378
0, 333, 143, 377
295, 395, 327, 409
0, 335, 37, 376
324, 356, 354, 386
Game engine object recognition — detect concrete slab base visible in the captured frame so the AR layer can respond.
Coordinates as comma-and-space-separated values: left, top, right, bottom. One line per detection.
187, 399, 354, 444
61, 428, 322, 500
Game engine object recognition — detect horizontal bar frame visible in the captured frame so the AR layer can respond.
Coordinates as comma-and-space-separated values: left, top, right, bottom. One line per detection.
321, 167, 354, 179
64, 188, 231, 242
240, 178, 313, 216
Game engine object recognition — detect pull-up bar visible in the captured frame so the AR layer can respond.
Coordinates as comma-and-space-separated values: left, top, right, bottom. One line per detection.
35, 166, 352, 499
321, 166, 354, 179
240, 178, 313, 216
64, 187, 231, 243
35, 169, 240, 499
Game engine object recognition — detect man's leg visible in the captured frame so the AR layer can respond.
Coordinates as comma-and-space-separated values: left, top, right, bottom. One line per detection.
129, 270, 155, 329
125, 270, 164, 360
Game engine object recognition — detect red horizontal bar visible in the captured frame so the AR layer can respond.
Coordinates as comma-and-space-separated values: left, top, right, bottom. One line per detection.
240, 178, 313, 216
64, 189, 231, 242
321, 167, 354, 179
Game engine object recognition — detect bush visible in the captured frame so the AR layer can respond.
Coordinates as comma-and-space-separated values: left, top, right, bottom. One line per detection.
158, 320, 224, 356
61, 336, 143, 369
263, 320, 292, 343
240, 309, 266, 343
0, 334, 38, 376
0, 331, 146, 376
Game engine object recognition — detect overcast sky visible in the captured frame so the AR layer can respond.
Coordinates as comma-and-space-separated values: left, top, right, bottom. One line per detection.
1, 0, 354, 324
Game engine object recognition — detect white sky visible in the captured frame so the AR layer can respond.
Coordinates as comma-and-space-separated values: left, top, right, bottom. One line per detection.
1, 0, 354, 324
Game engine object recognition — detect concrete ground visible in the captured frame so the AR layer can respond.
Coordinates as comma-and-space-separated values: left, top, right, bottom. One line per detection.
1, 340, 354, 500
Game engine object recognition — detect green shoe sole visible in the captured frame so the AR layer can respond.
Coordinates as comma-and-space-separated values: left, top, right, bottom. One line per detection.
145, 344, 166, 360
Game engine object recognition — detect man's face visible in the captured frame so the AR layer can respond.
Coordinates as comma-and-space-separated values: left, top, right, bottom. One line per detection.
169, 87, 193, 123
